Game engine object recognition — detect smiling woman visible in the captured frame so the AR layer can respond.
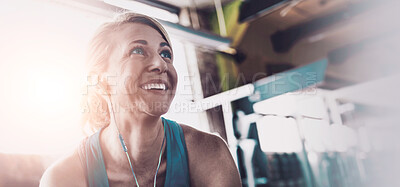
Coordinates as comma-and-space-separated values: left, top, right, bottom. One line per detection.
39, 12, 241, 187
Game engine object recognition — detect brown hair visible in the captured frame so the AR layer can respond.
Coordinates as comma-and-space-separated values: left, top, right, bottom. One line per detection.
81, 12, 172, 133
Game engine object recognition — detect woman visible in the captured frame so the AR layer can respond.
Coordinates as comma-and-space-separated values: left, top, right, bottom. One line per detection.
40, 13, 241, 187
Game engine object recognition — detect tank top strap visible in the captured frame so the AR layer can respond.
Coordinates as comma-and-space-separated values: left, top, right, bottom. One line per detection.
85, 128, 110, 187
77, 137, 89, 186
162, 117, 191, 187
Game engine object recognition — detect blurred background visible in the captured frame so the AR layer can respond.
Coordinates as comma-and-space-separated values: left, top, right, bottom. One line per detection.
0, 0, 399, 186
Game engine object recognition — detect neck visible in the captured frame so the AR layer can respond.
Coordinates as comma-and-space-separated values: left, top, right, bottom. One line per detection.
101, 110, 165, 166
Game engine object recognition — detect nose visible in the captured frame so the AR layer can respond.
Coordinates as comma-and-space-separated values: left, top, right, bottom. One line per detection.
148, 55, 168, 74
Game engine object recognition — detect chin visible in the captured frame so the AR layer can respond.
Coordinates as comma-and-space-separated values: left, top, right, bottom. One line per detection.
143, 101, 171, 116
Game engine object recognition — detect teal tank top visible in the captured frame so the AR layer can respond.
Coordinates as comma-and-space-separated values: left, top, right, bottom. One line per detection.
78, 117, 190, 187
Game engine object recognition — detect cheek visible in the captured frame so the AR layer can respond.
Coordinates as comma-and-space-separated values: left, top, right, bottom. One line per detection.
121, 74, 142, 95
116, 71, 140, 95
170, 65, 178, 86
118, 62, 143, 88
169, 69, 178, 98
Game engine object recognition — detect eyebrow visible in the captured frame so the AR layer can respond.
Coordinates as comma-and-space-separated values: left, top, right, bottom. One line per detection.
131, 40, 147, 45
160, 42, 170, 48
129, 40, 170, 48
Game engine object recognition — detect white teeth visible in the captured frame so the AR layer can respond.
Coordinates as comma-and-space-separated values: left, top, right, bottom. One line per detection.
142, 83, 167, 90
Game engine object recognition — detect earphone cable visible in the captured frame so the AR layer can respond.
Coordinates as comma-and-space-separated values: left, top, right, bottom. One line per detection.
106, 91, 165, 187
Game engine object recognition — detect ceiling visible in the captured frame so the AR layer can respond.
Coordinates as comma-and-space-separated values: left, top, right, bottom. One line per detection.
157, 0, 234, 9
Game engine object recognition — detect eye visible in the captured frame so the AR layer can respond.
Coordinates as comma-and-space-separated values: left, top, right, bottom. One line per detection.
160, 50, 172, 59
131, 47, 144, 55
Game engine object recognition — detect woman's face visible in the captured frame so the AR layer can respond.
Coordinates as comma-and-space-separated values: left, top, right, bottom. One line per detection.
105, 23, 177, 116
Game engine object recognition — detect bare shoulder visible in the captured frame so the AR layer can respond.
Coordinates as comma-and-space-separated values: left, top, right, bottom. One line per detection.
40, 150, 87, 187
179, 124, 242, 187
180, 124, 228, 154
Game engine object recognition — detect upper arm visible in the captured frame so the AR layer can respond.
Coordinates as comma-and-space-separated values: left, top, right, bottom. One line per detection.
40, 151, 87, 187
181, 125, 242, 187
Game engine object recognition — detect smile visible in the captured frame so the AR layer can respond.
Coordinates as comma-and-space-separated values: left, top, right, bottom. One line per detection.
141, 83, 167, 90
139, 78, 171, 93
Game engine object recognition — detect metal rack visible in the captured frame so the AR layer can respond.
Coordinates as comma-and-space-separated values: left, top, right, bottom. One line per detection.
193, 59, 328, 187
